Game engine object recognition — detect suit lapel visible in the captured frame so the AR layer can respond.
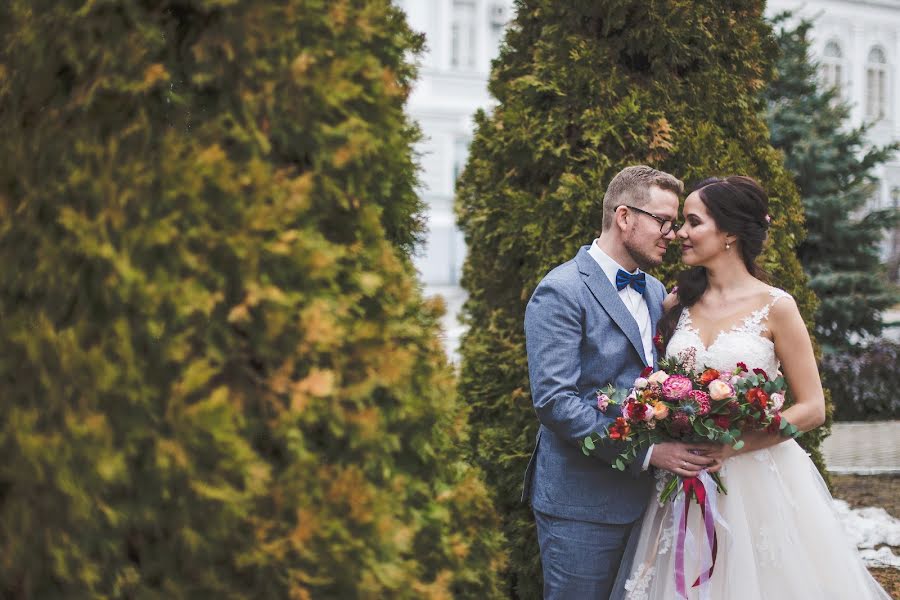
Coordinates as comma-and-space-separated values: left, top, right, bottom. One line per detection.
575, 248, 648, 366
646, 281, 663, 367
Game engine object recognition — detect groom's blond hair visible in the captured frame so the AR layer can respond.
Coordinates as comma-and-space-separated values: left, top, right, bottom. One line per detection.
601, 166, 683, 231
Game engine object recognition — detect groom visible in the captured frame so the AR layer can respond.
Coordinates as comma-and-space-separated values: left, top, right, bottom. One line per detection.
523, 165, 717, 598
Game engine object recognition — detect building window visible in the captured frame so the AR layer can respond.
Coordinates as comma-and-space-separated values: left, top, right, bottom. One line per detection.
821, 41, 843, 96
451, 0, 477, 69
453, 136, 471, 184
866, 46, 887, 120
487, 2, 508, 61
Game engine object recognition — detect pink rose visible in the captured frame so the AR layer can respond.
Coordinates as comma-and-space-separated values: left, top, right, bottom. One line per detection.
661, 375, 693, 401
718, 371, 732, 381
770, 393, 785, 411
708, 379, 736, 401
597, 393, 611, 412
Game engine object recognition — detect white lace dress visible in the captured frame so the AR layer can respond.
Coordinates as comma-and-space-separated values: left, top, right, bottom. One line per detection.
613, 289, 890, 600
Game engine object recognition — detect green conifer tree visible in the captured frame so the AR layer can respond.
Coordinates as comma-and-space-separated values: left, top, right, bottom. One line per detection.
765, 16, 899, 349
456, 2, 826, 596
0, 1, 504, 597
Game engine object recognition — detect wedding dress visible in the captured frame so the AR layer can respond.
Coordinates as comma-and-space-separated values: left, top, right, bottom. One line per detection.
614, 288, 891, 600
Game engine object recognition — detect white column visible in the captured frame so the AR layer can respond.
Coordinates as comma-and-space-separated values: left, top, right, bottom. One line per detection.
893, 28, 900, 137
476, 0, 491, 74
850, 24, 866, 126
436, 0, 451, 71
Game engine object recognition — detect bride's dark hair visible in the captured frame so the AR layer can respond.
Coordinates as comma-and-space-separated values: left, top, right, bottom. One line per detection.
658, 175, 771, 343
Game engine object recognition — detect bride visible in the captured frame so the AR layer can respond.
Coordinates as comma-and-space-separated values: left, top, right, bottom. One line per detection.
611, 176, 890, 599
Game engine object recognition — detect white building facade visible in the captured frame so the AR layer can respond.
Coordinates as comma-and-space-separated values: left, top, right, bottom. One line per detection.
401, 0, 900, 303
767, 0, 900, 279
399, 0, 516, 288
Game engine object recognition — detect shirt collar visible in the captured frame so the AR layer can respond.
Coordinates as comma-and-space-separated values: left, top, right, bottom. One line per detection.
587, 240, 641, 288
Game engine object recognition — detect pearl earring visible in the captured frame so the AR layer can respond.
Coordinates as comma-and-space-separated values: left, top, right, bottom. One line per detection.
726, 242, 731, 250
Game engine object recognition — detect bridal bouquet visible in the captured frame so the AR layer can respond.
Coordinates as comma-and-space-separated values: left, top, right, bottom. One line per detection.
581, 347, 800, 503
582, 348, 801, 595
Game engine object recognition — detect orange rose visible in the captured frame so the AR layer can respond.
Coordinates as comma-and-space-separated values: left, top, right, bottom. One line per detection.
653, 402, 670, 420
698, 368, 720, 386
608, 417, 631, 440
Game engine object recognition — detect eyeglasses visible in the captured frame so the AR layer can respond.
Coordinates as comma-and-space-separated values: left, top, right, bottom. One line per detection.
623, 205, 679, 235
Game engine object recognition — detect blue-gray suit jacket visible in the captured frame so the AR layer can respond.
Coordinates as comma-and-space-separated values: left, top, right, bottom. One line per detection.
523, 245, 665, 524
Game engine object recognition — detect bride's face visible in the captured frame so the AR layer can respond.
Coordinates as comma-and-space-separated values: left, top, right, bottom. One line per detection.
678, 192, 730, 266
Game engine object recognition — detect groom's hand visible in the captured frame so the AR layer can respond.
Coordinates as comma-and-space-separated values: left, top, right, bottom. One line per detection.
649, 442, 719, 477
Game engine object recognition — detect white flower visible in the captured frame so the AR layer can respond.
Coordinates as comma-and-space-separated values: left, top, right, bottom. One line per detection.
634, 377, 649, 390
648, 370, 670, 384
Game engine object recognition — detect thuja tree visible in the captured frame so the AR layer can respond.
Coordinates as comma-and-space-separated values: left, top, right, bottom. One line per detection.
0, 1, 504, 598
766, 16, 899, 349
456, 1, 827, 596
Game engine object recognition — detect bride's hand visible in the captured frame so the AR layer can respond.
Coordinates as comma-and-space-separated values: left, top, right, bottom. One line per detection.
703, 430, 768, 465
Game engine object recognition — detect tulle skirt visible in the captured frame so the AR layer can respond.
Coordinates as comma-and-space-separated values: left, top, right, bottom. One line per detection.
613, 440, 891, 600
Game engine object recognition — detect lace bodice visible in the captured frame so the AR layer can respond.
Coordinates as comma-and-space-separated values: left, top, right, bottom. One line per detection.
665, 288, 791, 376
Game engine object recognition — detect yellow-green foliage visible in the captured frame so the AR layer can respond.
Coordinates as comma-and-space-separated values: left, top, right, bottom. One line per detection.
0, 1, 504, 597
456, 1, 829, 597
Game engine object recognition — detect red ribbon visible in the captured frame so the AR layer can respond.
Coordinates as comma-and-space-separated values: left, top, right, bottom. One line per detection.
675, 476, 720, 597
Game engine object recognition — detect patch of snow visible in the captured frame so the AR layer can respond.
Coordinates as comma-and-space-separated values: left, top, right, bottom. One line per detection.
833, 499, 900, 569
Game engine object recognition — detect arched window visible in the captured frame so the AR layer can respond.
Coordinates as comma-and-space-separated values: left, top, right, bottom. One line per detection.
866, 46, 888, 119
821, 40, 843, 95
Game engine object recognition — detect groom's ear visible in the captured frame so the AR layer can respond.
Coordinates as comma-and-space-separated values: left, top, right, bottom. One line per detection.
614, 206, 630, 232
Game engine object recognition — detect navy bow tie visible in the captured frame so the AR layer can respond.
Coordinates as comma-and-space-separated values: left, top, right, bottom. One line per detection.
616, 269, 646, 294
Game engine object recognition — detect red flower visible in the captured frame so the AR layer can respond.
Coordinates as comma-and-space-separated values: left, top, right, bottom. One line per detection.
653, 333, 665, 353
669, 412, 691, 438
640, 366, 654, 378
746, 387, 769, 410
608, 417, 631, 440
626, 401, 650, 421
736, 362, 748, 372
688, 390, 711, 415
713, 415, 732, 429
698, 368, 720, 386
766, 413, 782, 434
752, 368, 770, 381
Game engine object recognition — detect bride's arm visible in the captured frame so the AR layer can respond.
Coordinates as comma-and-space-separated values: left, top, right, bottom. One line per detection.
712, 296, 826, 460
765, 296, 827, 432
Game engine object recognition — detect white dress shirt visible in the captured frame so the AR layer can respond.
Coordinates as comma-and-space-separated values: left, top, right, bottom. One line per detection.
587, 240, 656, 470
587, 241, 654, 366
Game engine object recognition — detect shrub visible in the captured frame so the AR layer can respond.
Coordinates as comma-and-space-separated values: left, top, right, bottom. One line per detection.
0, 1, 505, 597
456, 2, 830, 596
822, 340, 900, 421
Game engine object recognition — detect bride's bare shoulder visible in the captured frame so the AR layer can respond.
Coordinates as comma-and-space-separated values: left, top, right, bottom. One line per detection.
764, 286, 800, 321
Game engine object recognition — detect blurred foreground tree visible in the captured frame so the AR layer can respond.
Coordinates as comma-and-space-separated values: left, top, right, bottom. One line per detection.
0, 1, 504, 597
